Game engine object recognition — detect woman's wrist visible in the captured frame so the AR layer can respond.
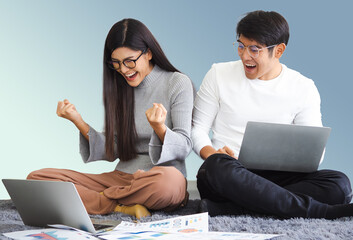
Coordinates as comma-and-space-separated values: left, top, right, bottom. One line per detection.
72, 115, 84, 127
152, 123, 167, 142
73, 117, 90, 139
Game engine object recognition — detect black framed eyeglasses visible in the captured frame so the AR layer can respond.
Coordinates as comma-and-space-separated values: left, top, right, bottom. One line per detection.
107, 49, 147, 71
233, 41, 277, 58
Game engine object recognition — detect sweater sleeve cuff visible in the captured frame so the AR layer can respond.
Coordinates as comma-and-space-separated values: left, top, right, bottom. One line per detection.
149, 127, 191, 165
79, 127, 107, 163
79, 130, 90, 163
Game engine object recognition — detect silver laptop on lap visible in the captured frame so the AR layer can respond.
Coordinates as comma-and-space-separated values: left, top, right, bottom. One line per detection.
2, 179, 119, 233
238, 121, 331, 172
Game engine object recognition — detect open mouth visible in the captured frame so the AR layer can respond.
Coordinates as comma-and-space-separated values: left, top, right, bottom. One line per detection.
125, 72, 137, 81
245, 63, 256, 71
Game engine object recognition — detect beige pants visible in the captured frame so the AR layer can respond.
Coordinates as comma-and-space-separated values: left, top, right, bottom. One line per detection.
27, 166, 187, 215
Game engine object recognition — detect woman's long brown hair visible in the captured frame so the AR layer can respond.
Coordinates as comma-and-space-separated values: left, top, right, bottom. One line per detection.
103, 19, 179, 162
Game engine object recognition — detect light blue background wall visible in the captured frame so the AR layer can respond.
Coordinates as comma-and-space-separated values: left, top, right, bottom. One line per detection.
1, 0, 353, 200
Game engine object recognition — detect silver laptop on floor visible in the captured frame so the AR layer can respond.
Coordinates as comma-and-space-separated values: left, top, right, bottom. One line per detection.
2, 179, 120, 233
238, 121, 331, 172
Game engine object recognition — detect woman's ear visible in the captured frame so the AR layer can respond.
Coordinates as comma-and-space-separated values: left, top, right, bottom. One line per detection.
275, 43, 286, 59
147, 48, 153, 61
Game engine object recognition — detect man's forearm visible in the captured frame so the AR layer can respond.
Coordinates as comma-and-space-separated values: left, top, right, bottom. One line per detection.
200, 145, 217, 160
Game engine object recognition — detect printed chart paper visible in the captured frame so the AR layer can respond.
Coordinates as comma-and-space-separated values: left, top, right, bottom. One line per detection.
109, 212, 208, 234
3, 228, 99, 240
99, 231, 280, 240
182, 231, 281, 240
3, 213, 281, 240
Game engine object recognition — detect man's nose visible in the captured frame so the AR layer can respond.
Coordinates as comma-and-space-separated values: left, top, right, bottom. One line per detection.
239, 47, 252, 60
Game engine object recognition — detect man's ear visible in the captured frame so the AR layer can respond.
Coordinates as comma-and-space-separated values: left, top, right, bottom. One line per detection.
275, 43, 286, 59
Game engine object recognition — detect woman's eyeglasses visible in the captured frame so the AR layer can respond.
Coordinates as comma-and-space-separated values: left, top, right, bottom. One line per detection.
107, 49, 147, 71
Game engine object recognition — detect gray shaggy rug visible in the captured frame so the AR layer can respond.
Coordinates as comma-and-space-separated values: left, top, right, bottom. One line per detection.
1, 199, 352, 240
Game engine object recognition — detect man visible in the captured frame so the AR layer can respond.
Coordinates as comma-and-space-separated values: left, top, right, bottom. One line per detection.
191, 10, 353, 219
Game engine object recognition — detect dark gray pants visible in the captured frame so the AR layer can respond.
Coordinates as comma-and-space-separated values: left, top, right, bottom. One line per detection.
197, 154, 352, 218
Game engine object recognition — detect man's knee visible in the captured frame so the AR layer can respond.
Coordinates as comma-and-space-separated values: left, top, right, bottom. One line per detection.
318, 169, 353, 204
198, 154, 242, 185
331, 170, 353, 203
200, 154, 231, 177
197, 154, 241, 201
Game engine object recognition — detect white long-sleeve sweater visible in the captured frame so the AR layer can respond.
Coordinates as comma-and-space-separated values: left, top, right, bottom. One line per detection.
192, 60, 322, 158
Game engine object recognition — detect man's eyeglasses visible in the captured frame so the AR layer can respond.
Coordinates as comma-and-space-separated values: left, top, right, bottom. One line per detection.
233, 41, 277, 58
107, 49, 147, 71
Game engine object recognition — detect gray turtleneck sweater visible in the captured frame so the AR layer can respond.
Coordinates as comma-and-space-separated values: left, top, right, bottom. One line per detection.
79, 65, 194, 177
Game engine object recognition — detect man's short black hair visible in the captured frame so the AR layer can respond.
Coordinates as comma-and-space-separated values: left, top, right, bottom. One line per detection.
236, 10, 289, 47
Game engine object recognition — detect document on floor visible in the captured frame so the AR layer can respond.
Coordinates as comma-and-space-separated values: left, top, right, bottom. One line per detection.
2, 228, 99, 240
182, 231, 281, 240
98, 212, 280, 240
3, 229, 280, 240
109, 212, 208, 234
99, 231, 281, 240
3, 213, 281, 240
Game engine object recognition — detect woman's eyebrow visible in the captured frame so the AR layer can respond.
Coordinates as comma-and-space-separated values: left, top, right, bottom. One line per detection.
111, 55, 135, 61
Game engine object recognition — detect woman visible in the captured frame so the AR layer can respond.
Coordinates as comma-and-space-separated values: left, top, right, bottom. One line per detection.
27, 18, 194, 219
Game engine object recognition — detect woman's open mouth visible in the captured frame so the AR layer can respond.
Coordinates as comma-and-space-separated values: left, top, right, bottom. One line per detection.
125, 72, 138, 81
